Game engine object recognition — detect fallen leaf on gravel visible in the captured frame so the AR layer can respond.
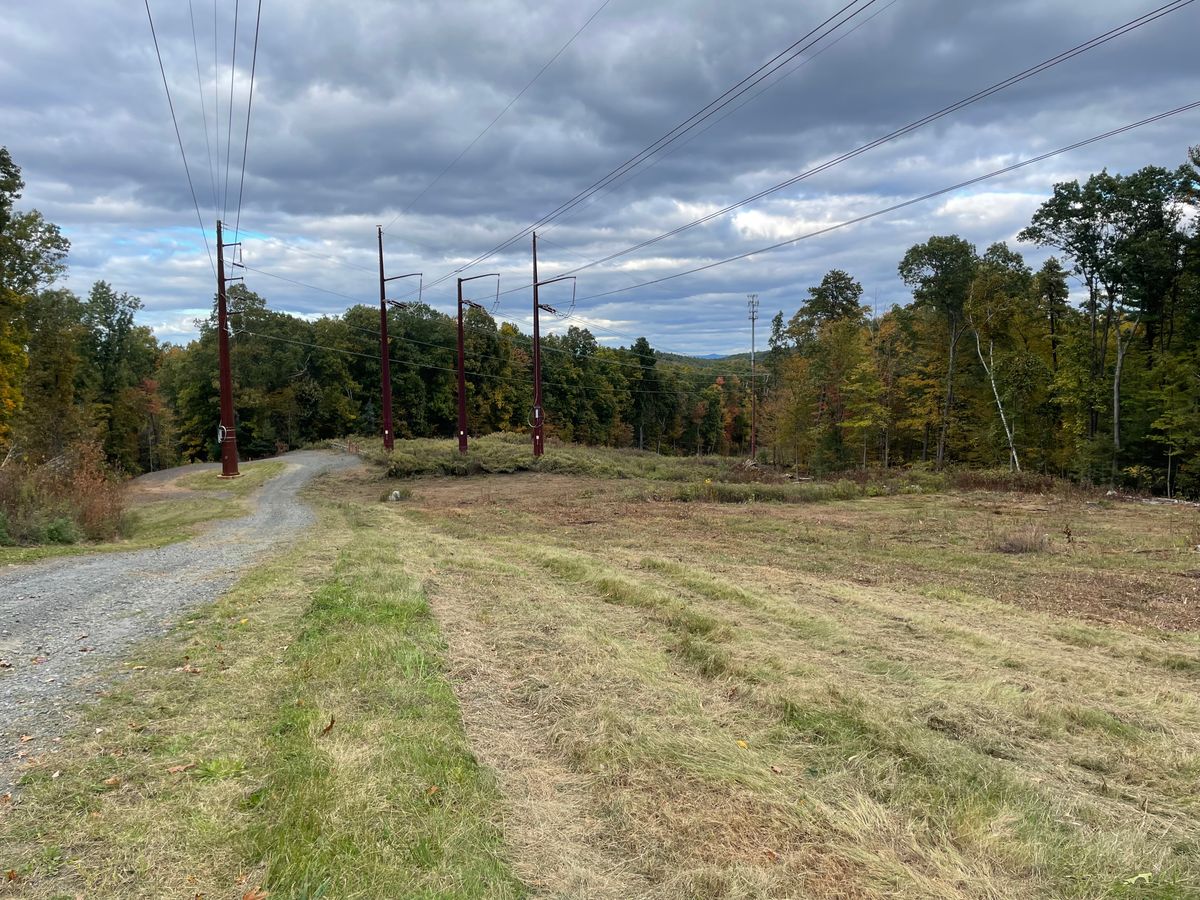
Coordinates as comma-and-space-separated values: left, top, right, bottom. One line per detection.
31, 656, 48, 664
427, 785, 440, 796
5, 869, 18, 882
19, 735, 32, 743
764, 848, 779, 863
50, 771, 60, 779
0, 660, 12, 668
103, 776, 121, 787
243, 888, 268, 900
128, 722, 144, 731
770, 765, 783, 774
175, 663, 202, 674
130, 665, 147, 671
167, 763, 197, 775
736, 740, 749, 749
0, 793, 11, 804
319, 715, 335, 737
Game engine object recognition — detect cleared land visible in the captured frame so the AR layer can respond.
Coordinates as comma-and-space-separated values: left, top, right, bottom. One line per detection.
1, 444, 1198, 898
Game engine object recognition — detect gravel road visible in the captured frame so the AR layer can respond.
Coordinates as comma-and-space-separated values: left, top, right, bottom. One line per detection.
0, 450, 357, 790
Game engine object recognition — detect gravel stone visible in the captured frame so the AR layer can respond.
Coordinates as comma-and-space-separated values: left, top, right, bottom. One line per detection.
0, 450, 358, 791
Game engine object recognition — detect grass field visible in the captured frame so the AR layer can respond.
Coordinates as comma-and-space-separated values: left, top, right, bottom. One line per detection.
2, 443, 1198, 898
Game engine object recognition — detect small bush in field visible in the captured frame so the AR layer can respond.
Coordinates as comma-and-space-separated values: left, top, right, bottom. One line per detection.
989, 523, 1050, 554
42, 517, 80, 544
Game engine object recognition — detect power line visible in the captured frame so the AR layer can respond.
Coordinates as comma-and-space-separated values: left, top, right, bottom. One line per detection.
238, 327, 713, 397
415, 0, 882, 294
553, 0, 1197, 278
222, 0, 241, 220
536, 0, 903, 239
243, 260, 749, 372
570, 99, 1200, 304
188, 0, 219, 219
382, 0, 614, 232
232, 0, 263, 242
144, 0, 215, 276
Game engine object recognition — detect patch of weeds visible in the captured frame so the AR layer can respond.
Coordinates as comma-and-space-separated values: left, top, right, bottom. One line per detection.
1136, 648, 1200, 673
1051, 625, 1115, 650
196, 757, 247, 781
988, 522, 1050, 554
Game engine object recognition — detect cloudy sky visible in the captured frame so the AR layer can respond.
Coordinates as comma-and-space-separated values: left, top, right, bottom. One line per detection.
3, 0, 1197, 354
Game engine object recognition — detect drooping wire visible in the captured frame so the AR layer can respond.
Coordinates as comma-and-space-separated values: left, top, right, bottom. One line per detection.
232, 0, 263, 242
237, 328, 708, 397
383, 0, 614, 232
222, 0, 241, 220
552, 0, 1199, 278
188, 0, 219, 219
144, 0, 215, 276
568, 99, 1200, 304
535, 0, 904, 239
414, 0, 882, 295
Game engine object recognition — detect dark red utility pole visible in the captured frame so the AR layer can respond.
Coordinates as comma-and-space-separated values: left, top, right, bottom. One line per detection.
531, 233, 543, 456
455, 273, 499, 454
530, 232, 575, 458
216, 220, 240, 477
375, 227, 423, 453
747, 293, 759, 460
378, 226, 394, 451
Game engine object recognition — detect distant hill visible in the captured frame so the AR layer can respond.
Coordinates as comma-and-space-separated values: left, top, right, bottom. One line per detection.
657, 350, 752, 373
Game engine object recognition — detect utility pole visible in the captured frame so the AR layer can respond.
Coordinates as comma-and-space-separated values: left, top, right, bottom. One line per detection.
376, 227, 422, 453
456, 273, 499, 454
747, 293, 759, 460
216, 220, 240, 477
377, 226, 394, 451
530, 231, 575, 457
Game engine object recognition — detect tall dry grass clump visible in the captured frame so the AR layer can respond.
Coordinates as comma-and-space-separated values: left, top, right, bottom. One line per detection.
0, 440, 126, 544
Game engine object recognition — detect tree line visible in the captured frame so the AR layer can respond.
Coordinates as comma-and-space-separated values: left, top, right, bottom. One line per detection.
759, 147, 1200, 496
1, 144, 1197, 496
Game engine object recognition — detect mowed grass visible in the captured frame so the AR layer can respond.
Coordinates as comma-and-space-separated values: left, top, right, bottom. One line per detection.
3, 438, 1199, 898
0, 460, 286, 566
352, 455, 1199, 898
0, 483, 521, 898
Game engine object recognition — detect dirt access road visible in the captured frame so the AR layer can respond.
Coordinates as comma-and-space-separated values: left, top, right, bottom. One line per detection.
0, 450, 356, 790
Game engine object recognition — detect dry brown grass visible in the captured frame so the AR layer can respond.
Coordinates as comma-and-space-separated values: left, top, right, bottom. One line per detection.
330, 465, 1200, 898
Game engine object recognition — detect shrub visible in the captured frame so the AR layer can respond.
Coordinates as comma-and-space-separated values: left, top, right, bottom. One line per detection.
41, 517, 80, 544
989, 523, 1050, 554
0, 440, 126, 545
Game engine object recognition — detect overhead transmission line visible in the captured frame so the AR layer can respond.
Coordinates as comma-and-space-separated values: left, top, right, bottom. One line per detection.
552, 0, 1198, 278
566, 100, 1200, 303
382, 0, 614, 232
535, 0, 904, 239
221, 0, 240, 220
408, 0, 884, 298
237, 328, 707, 397
243, 262, 750, 377
144, 0, 215, 275
232, 0, 263, 241
187, 0, 219, 217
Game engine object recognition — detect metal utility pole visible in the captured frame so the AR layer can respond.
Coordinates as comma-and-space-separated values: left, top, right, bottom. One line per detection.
376, 227, 422, 452
456, 273, 499, 454
216, 220, 240, 478
747, 293, 759, 460
377, 227, 394, 451
530, 232, 575, 457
